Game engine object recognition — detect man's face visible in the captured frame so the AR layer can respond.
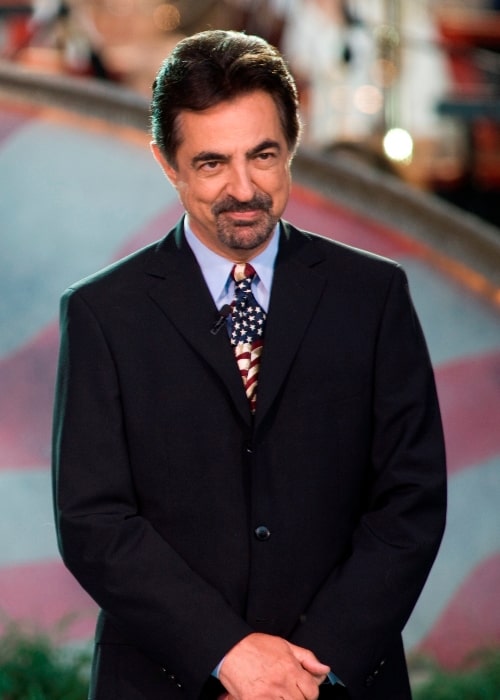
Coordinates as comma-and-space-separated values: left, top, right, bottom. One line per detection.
152, 90, 293, 261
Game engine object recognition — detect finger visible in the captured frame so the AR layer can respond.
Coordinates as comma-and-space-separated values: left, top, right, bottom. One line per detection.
311, 672, 328, 685
288, 643, 330, 675
296, 676, 322, 700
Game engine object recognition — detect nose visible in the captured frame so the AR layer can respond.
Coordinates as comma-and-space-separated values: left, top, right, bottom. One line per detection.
225, 161, 255, 202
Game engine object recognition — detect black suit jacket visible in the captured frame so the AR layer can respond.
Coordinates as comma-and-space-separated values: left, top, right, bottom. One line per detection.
53, 220, 447, 700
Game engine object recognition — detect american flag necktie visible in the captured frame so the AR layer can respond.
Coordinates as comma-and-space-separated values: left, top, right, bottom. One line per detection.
230, 263, 266, 413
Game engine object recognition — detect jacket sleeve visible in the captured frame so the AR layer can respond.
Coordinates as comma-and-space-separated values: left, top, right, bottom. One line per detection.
52, 288, 251, 700
290, 266, 447, 696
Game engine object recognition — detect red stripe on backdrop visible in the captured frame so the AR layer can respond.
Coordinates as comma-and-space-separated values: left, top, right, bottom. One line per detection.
416, 552, 500, 668
286, 183, 425, 260
0, 323, 58, 469
0, 101, 37, 144
0, 560, 97, 640
435, 350, 500, 475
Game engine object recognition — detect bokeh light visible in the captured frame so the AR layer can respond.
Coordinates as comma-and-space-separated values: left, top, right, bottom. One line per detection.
383, 127, 414, 163
353, 85, 383, 115
152, 3, 181, 31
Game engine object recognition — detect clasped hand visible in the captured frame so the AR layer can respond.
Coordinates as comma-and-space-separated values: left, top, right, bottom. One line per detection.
218, 632, 330, 700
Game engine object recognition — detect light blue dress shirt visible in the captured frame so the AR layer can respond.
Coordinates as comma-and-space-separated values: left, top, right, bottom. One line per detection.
183, 219, 278, 312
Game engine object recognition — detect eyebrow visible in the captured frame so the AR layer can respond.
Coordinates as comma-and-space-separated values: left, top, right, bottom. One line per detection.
191, 151, 228, 167
191, 139, 282, 168
247, 139, 282, 157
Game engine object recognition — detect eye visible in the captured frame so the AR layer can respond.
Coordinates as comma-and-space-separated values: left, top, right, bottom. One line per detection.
254, 151, 277, 167
199, 160, 221, 172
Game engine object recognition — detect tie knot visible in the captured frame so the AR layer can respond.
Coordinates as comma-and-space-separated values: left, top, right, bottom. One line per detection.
232, 263, 255, 283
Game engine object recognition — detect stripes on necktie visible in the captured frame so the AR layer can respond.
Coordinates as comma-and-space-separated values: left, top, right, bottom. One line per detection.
230, 263, 266, 413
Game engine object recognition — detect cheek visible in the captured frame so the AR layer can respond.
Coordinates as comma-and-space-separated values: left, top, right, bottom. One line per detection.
269, 172, 291, 209
178, 181, 217, 211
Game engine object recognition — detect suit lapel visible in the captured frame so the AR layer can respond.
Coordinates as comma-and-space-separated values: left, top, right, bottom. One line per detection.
255, 223, 327, 429
143, 220, 326, 430
144, 221, 252, 426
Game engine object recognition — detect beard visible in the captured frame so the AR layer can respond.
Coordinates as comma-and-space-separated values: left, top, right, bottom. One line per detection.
212, 193, 278, 251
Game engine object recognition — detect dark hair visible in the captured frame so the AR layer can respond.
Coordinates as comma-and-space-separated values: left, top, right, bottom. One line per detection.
151, 30, 301, 167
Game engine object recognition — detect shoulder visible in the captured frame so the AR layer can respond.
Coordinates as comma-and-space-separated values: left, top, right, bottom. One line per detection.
61, 222, 182, 305
280, 219, 405, 285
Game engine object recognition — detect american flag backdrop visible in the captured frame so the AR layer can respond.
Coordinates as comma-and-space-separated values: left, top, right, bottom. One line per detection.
1, 98, 499, 669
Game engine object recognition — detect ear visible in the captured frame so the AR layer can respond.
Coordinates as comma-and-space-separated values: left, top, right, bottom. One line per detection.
150, 141, 178, 189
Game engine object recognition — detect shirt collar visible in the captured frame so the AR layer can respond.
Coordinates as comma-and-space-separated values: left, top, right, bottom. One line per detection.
183, 218, 279, 305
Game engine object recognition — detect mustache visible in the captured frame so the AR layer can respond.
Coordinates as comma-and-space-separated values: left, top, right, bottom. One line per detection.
212, 193, 272, 216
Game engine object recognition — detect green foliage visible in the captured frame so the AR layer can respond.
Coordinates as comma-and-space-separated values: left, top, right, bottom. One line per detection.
412, 650, 500, 700
0, 626, 90, 700
1, 626, 498, 700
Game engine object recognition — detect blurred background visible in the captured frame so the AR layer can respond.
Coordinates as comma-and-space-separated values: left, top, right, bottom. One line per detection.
3, 0, 500, 225
1, 1, 500, 697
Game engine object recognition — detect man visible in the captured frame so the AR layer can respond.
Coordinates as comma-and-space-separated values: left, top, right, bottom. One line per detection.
52, 30, 447, 700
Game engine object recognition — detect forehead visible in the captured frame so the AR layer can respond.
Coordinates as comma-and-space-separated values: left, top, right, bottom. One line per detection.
175, 91, 287, 156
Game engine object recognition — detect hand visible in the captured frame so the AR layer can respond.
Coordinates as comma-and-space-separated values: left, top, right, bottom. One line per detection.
288, 641, 331, 685
218, 632, 330, 700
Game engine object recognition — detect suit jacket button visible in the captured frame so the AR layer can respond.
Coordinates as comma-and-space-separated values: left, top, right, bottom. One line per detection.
365, 674, 374, 687
254, 525, 271, 541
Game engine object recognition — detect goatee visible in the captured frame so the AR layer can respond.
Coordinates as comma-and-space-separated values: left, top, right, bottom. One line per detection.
212, 193, 277, 251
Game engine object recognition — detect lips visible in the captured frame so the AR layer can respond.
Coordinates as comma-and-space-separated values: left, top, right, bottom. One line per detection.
225, 209, 261, 217
224, 210, 265, 226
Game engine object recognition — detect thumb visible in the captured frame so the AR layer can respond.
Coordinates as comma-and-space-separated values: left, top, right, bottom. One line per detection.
288, 642, 331, 675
